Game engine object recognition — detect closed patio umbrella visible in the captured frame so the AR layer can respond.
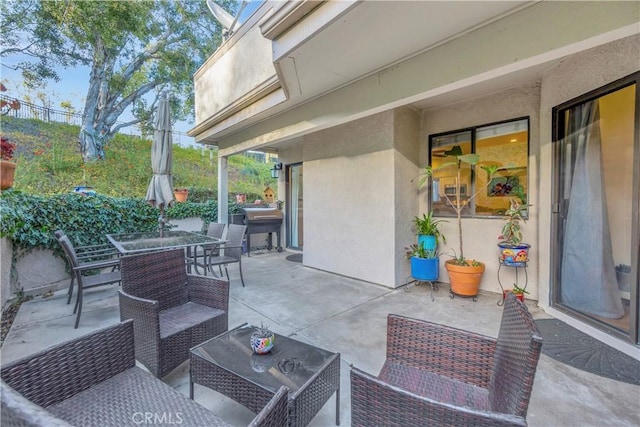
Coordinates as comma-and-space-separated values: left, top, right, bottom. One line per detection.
145, 91, 174, 236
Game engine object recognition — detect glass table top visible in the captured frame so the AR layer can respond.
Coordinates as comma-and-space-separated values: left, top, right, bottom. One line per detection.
107, 230, 223, 254
191, 324, 338, 394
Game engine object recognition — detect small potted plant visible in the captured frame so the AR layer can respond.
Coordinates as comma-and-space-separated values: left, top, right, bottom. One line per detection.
503, 284, 529, 302
405, 243, 439, 281
173, 187, 189, 203
412, 211, 447, 251
250, 323, 275, 354
1, 136, 17, 190
498, 198, 531, 267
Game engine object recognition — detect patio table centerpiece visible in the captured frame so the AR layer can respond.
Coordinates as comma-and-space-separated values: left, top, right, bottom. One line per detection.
250, 323, 275, 354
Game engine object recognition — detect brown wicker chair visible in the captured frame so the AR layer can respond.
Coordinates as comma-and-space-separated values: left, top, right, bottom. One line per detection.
1, 320, 289, 427
118, 248, 229, 378
351, 293, 543, 427
55, 230, 121, 329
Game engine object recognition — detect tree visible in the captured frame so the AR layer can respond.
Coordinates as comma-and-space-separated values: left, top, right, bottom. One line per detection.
1, 0, 235, 161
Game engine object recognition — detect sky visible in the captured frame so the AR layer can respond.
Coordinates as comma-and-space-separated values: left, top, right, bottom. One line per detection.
0, 0, 262, 148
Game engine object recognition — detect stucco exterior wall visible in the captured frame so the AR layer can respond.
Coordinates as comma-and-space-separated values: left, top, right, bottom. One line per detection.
280, 110, 421, 287
537, 34, 640, 308
194, 24, 277, 125
1, 237, 69, 308
1, 237, 12, 308
422, 83, 541, 298
393, 107, 421, 285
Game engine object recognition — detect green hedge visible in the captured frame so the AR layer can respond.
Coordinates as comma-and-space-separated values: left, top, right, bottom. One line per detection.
0, 191, 159, 255
0, 191, 252, 259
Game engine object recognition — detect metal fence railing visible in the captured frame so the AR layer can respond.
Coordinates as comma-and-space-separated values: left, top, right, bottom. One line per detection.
0, 94, 195, 146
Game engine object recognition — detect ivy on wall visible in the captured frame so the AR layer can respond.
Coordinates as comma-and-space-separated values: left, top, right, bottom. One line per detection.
0, 191, 248, 257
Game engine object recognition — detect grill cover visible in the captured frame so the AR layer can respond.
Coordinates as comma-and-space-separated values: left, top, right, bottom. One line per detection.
242, 207, 283, 221
240, 207, 283, 255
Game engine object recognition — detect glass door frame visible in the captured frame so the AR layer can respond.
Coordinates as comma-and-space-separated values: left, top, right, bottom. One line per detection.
550, 71, 640, 344
286, 162, 303, 250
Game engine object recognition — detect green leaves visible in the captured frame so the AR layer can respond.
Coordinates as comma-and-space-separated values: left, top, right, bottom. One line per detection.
0, 192, 158, 256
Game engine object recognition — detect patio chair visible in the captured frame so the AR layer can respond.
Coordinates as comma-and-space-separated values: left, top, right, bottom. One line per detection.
350, 293, 543, 427
118, 248, 229, 378
55, 230, 121, 329
189, 222, 226, 276
207, 223, 247, 287
1, 320, 289, 427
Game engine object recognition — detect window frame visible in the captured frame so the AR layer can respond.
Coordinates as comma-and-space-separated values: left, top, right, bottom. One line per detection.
428, 116, 530, 219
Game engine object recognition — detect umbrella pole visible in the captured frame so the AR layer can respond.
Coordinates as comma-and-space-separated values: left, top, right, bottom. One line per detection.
159, 205, 165, 237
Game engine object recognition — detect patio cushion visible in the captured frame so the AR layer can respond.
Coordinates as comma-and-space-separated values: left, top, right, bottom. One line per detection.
379, 360, 491, 410
47, 367, 231, 427
159, 302, 225, 339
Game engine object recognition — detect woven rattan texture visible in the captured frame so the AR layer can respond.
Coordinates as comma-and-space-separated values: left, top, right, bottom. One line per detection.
48, 368, 230, 426
1, 320, 289, 427
248, 385, 290, 427
350, 294, 541, 427
191, 343, 340, 427
288, 353, 340, 427
1, 321, 136, 409
119, 249, 229, 378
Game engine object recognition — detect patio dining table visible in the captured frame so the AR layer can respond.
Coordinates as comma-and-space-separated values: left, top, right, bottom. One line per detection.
106, 230, 226, 274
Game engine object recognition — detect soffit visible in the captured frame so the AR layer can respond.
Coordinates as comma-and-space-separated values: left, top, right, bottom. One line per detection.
275, 1, 531, 104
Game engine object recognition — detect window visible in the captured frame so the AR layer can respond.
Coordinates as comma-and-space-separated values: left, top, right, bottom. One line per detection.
429, 118, 529, 217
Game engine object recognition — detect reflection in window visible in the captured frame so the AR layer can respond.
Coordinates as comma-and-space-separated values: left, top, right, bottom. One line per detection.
429, 118, 529, 217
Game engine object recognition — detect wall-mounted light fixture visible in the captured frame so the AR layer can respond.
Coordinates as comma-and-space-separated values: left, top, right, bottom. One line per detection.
270, 162, 283, 179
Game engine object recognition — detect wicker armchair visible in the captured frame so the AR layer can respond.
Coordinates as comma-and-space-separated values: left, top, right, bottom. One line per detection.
55, 230, 121, 329
118, 248, 229, 378
351, 293, 543, 427
1, 320, 289, 427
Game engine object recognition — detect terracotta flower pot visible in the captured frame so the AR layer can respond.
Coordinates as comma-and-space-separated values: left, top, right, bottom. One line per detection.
173, 189, 188, 203
0, 160, 16, 190
445, 259, 485, 297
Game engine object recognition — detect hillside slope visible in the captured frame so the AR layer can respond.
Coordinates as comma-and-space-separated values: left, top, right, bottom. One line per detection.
1, 117, 276, 200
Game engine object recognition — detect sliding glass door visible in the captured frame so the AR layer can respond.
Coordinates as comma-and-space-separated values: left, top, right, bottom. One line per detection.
552, 73, 639, 343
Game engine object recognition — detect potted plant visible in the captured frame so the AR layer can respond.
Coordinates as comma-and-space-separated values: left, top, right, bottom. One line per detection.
503, 284, 529, 302
250, 323, 275, 354
498, 197, 531, 267
413, 211, 447, 251
421, 145, 498, 299
1, 136, 17, 190
173, 188, 189, 203
405, 243, 439, 281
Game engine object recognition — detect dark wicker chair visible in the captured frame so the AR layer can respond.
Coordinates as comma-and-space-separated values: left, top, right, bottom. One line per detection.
207, 224, 247, 287
351, 293, 543, 427
1, 320, 289, 427
118, 248, 229, 378
55, 230, 121, 329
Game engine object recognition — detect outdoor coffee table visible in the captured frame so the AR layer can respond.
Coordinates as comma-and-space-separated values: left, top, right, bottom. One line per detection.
190, 323, 340, 427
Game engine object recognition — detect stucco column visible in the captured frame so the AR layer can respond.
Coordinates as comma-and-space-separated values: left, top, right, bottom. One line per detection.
218, 155, 229, 224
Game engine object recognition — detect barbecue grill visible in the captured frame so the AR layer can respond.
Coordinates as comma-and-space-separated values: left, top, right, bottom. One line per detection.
240, 207, 283, 255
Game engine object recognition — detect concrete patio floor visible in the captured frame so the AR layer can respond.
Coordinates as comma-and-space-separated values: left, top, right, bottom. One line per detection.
2, 250, 639, 426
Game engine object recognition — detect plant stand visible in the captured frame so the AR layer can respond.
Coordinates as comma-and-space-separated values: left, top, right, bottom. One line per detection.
404, 276, 439, 301
497, 258, 528, 306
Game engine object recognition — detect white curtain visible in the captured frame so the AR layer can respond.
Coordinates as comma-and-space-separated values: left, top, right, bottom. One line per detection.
560, 100, 624, 318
